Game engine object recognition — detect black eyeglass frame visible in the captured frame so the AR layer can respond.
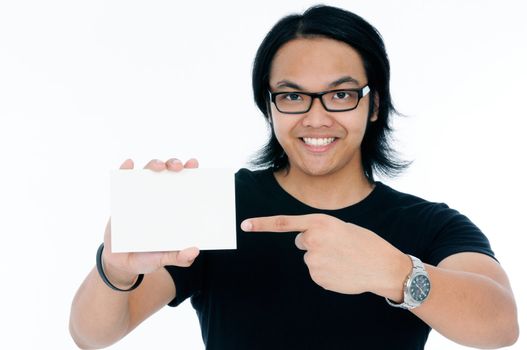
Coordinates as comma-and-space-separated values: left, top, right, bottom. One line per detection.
268, 85, 370, 114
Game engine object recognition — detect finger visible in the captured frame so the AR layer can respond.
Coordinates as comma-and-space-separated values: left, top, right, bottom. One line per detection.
162, 247, 200, 267
184, 158, 199, 168
241, 215, 313, 233
166, 158, 184, 172
143, 159, 167, 172
295, 232, 307, 250
119, 159, 134, 169
178, 247, 200, 264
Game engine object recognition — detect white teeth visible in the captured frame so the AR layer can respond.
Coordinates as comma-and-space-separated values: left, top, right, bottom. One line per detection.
302, 137, 335, 146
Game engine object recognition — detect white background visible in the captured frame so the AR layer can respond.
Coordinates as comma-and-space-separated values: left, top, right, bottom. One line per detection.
0, 0, 525, 349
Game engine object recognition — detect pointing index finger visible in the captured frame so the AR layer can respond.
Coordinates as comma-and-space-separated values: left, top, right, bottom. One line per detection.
241, 215, 314, 233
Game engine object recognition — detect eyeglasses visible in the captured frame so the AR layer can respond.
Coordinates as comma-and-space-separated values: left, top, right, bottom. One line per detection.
268, 85, 370, 114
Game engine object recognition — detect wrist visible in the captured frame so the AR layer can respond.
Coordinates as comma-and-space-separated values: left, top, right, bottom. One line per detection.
385, 255, 432, 310
376, 252, 412, 302
96, 243, 144, 292
102, 260, 139, 290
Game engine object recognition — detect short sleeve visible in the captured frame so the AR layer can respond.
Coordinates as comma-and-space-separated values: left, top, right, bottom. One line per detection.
423, 203, 496, 266
164, 253, 204, 307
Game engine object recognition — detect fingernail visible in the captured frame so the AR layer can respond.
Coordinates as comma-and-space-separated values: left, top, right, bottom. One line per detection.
155, 159, 164, 164
171, 158, 181, 164
241, 220, 252, 231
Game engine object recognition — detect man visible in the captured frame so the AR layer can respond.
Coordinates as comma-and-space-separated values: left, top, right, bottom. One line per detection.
70, 5, 518, 349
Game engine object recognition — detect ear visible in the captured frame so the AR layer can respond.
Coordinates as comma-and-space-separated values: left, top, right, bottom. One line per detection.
369, 92, 379, 122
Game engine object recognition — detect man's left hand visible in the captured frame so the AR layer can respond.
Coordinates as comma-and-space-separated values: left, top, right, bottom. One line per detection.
241, 214, 410, 298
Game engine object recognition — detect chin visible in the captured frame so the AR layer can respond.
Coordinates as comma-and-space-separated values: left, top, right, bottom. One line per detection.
295, 163, 340, 177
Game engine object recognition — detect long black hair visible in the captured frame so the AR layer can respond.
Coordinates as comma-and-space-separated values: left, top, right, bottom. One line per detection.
250, 5, 409, 182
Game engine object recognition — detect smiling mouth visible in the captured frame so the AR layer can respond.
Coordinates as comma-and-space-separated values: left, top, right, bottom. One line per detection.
300, 137, 337, 146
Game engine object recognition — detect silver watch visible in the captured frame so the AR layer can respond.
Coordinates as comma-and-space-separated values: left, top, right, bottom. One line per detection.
386, 255, 431, 310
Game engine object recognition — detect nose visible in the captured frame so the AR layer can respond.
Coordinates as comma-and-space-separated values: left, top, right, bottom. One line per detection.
302, 97, 334, 128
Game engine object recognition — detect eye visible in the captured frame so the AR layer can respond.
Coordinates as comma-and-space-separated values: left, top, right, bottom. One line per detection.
284, 93, 303, 101
333, 91, 350, 100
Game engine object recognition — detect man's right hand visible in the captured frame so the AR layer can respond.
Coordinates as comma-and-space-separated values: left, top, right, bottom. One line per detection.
101, 157, 201, 289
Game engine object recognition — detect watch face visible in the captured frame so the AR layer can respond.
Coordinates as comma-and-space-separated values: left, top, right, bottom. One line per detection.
410, 274, 431, 302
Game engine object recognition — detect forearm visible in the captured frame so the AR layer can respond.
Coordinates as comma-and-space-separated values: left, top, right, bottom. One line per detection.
69, 267, 132, 349
411, 266, 518, 348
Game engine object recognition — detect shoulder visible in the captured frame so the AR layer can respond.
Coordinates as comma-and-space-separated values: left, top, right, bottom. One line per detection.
235, 167, 271, 178
375, 183, 494, 264
375, 182, 448, 213
235, 167, 273, 189
374, 182, 468, 230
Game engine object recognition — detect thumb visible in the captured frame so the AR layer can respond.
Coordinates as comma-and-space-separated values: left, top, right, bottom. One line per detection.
162, 247, 200, 267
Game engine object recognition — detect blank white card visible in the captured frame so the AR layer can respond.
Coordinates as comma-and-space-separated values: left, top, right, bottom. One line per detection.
110, 168, 237, 252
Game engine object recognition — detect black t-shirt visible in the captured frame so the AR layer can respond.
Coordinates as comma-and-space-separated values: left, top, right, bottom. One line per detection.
165, 168, 495, 349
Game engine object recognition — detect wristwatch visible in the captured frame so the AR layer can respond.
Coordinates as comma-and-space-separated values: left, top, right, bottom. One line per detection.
386, 255, 431, 310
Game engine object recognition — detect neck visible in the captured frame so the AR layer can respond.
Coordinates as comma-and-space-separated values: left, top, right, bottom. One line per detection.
274, 164, 375, 210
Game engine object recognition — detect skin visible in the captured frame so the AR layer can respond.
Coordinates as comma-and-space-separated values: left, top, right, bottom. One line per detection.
269, 37, 376, 210
69, 158, 200, 349
241, 37, 519, 348
69, 37, 519, 349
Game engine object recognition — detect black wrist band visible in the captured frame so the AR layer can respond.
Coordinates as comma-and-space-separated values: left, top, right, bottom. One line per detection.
96, 243, 144, 292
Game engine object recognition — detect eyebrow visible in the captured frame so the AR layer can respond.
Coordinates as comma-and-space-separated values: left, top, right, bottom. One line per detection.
329, 76, 360, 87
274, 76, 361, 90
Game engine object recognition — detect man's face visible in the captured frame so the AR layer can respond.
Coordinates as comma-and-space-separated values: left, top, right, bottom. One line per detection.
269, 37, 376, 178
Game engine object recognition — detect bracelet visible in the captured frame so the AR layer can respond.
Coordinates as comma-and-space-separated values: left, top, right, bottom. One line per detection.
96, 243, 144, 292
